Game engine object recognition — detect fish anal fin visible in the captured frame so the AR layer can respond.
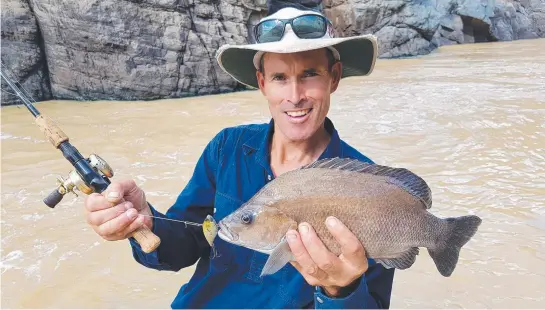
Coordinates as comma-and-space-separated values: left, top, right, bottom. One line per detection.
374, 247, 419, 270
260, 238, 294, 277
301, 157, 432, 209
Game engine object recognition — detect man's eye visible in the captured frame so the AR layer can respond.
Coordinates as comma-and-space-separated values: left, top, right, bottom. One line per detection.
272, 75, 285, 81
303, 71, 318, 77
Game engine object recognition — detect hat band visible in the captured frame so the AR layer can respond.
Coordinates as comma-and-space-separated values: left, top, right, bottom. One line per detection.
252, 46, 340, 71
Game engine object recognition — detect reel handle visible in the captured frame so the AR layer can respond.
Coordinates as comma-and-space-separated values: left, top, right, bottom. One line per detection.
44, 188, 64, 208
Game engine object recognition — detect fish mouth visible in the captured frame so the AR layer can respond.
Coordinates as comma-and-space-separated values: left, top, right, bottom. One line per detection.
217, 221, 238, 242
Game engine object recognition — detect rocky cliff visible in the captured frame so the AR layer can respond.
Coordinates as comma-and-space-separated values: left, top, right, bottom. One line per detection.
326, 0, 545, 57
1, 0, 51, 106
1, 0, 544, 106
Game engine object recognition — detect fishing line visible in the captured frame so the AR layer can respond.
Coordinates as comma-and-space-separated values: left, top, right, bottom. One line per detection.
113, 209, 203, 227
139, 214, 203, 227
114, 210, 221, 258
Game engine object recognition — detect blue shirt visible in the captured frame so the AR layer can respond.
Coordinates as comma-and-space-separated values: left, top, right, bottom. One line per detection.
129, 117, 395, 309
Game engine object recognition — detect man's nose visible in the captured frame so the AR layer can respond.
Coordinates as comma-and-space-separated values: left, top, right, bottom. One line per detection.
286, 79, 305, 106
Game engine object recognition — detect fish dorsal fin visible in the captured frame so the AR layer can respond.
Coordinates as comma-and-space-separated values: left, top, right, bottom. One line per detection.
301, 157, 432, 209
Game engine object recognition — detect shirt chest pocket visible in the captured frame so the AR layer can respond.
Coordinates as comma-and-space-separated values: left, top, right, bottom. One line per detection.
210, 192, 271, 283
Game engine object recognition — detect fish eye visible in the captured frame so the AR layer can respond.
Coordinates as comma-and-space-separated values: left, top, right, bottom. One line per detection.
241, 212, 253, 224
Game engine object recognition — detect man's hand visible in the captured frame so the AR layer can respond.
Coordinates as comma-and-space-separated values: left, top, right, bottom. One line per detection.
286, 216, 368, 297
84, 179, 153, 241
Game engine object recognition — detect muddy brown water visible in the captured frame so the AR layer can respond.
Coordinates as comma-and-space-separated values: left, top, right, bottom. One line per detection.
2, 39, 544, 308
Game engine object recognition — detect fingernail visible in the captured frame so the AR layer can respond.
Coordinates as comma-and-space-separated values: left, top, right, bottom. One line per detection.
108, 191, 119, 199
126, 208, 137, 219
286, 231, 297, 241
326, 216, 338, 228
124, 202, 132, 210
299, 224, 309, 234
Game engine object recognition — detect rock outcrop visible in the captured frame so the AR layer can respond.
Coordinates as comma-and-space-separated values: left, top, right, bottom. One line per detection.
25, 0, 262, 101
490, 0, 545, 41
1, 0, 51, 106
324, 0, 545, 58
1, 0, 544, 106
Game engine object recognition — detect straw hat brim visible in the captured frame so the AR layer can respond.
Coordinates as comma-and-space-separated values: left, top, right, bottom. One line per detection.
215, 34, 378, 89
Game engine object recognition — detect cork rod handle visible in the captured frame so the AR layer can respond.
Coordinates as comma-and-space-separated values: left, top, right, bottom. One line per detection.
34, 115, 69, 148
131, 225, 161, 253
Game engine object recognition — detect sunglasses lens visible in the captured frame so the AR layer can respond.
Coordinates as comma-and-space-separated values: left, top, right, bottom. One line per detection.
292, 15, 326, 39
256, 20, 285, 43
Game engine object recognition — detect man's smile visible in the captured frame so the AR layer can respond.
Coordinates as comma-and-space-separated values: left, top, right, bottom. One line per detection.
285, 108, 313, 123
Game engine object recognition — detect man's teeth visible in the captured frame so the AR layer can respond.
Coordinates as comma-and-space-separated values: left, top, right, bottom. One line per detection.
286, 109, 310, 117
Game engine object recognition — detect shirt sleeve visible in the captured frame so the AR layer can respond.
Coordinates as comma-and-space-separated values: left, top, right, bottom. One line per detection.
313, 260, 395, 309
129, 129, 225, 271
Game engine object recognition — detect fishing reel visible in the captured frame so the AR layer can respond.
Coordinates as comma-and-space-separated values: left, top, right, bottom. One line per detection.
44, 154, 114, 208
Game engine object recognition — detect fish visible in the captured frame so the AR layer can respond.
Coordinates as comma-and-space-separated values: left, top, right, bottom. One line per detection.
211, 157, 482, 278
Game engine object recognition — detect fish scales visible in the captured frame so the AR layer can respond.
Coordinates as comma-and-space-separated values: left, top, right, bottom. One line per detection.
215, 157, 482, 277
254, 178, 436, 258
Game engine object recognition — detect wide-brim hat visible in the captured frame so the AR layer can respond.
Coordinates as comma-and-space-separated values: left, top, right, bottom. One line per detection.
215, 4, 378, 89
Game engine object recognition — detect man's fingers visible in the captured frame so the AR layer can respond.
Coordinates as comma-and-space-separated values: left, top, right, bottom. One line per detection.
102, 180, 139, 204
290, 259, 323, 287
121, 214, 146, 239
118, 179, 144, 204
87, 201, 132, 226
101, 179, 138, 202
85, 193, 115, 212
102, 183, 123, 204
96, 207, 139, 238
86, 181, 132, 213
286, 225, 328, 280
326, 216, 367, 267
299, 221, 341, 275
107, 179, 149, 212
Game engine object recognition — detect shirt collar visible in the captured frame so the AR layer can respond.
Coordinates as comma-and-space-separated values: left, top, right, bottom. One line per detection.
242, 117, 343, 169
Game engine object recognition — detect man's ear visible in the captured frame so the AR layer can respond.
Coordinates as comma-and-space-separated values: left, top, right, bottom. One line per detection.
330, 61, 342, 93
256, 70, 266, 95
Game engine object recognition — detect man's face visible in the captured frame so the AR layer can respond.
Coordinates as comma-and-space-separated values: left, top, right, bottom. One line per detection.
256, 48, 342, 142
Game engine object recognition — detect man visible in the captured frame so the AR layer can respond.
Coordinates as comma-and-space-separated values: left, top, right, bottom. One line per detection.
84, 1, 395, 308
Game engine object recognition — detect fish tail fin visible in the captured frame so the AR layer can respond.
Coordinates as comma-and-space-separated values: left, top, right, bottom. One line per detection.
429, 215, 482, 277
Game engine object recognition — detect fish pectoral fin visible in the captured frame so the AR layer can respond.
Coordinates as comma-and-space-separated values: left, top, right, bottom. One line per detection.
260, 238, 294, 277
375, 247, 419, 270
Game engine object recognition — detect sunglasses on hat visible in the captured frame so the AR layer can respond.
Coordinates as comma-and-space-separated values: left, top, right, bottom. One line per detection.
253, 14, 331, 43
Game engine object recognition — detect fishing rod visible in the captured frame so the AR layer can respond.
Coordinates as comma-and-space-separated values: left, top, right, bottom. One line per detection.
0, 63, 160, 253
